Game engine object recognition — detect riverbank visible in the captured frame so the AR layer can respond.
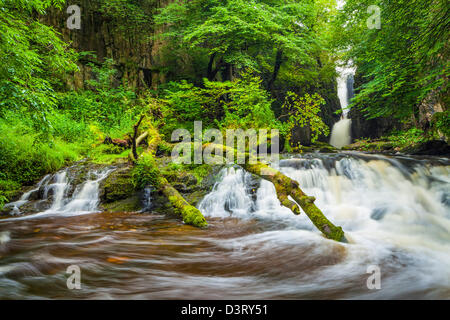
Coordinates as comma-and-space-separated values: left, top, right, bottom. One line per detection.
342, 139, 450, 157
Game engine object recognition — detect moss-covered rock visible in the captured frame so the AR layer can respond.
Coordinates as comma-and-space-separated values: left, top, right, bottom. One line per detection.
100, 166, 136, 203
102, 195, 142, 213
401, 140, 450, 156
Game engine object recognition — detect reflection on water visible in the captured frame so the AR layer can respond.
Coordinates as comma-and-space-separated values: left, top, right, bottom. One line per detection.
0, 153, 449, 299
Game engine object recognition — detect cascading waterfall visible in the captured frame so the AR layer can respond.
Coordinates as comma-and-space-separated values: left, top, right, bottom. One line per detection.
2, 167, 115, 220
46, 170, 69, 211
330, 64, 356, 148
198, 155, 450, 298
56, 169, 114, 214
198, 167, 256, 218
141, 186, 153, 212
3, 174, 51, 215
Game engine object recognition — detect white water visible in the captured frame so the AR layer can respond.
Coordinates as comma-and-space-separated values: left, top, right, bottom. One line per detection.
3, 174, 51, 215
2, 168, 114, 220
198, 167, 254, 218
330, 64, 355, 148
141, 186, 153, 212
46, 170, 69, 211
58, 169, 113, 214
330, 118, 352, 149
198, 155, 450, 298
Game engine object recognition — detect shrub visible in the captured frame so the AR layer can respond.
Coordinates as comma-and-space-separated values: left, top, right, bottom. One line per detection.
132, 153, 161, 189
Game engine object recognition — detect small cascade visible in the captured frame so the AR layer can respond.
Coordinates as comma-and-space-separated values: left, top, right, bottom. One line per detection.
330, 63, 356, 148
2, 166, 115, 220
3, 174, 51, 215
55, 169, 114, 214
198, 167, 256, 218
45, 170, 70, 211
141, 186, 153, 212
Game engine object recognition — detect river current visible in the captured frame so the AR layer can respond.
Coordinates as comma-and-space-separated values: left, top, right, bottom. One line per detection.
0, 152, 449, 299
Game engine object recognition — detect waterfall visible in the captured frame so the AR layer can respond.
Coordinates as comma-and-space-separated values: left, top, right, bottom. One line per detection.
56, 169, 114, 214
330, 64, 356, 148
141, 186, 153, 212
3, 174, 51, 215
2, 167, 115, 220
198, 167, 255, 218
198, 155, 450, 295
46, 170, 70, 211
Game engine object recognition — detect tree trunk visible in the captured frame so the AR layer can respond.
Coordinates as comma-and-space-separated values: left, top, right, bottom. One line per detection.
244, 162, 345, 242
130, 124, 346, 240
158, 176, 208, 228
204, 143, 346, 242
207, 54, 224, 81
134, 124, 208, 228
267, 49, 283, 92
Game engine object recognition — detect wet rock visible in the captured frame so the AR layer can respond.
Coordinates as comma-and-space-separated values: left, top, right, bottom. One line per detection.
99, 166, 136, 203
371, 207, 388, 220
401, 140, 450, 157
102, 195, 142, 213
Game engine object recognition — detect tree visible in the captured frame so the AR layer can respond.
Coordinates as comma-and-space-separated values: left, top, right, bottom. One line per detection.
0, 0, 77, 124
280, 92, 330, 145
154, 0, 326, 89
333, 0, 449, 121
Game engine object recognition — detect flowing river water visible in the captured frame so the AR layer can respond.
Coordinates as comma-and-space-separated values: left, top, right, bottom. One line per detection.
0, 152, 449, 299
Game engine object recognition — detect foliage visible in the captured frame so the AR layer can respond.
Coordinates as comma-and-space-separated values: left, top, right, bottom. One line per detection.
154, 0, 334, 88
0, 117, 85, 204
334, 0, 449, 120
281, 92, 330, 144
87, 144, 133, 165
161, 73, 282, 135
431, 111, 450, 139
0, 0, 77, 125
98, 0, 155, 37
57, 58, 138, 135
384, 128, 428, 149
132, 153, 161, 189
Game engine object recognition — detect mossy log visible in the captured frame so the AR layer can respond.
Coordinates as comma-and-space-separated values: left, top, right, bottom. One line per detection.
131, 122, 208, 228
158, 176, 208, 228
204, 143, 346, 242
130, 124, 344, 239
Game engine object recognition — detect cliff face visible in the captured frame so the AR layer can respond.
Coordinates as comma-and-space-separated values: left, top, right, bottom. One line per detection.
348, 71, 402, 140
43, 0, 169, 90
349, 108, 401, 140
44, 1, 341, 141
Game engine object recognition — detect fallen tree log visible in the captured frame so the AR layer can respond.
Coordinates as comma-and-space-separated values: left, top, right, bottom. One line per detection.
203, 143, 346, 242
128, 122, 345, 240
158, 176, 208, 228
131, 121, 208, 228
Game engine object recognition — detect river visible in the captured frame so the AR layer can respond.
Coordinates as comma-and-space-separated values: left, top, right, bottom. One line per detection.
0, 152, 449, 299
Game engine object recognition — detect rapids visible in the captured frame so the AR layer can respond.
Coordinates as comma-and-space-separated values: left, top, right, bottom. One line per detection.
0, 153, 449, 299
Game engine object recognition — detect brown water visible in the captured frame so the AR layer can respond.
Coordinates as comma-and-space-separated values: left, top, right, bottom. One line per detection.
0, 213, 348, 299
1, 154, 449, 299
0, 211, 446, 299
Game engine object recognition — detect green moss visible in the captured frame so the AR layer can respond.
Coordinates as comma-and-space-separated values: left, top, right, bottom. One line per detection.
102, 195, 141, 213
182, 206, 208, 228
168, 195, 207, 228
132, 152, 161, 188
88, 144, 132, 164
157, 141, 174, 156
102, 168, 136, 203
